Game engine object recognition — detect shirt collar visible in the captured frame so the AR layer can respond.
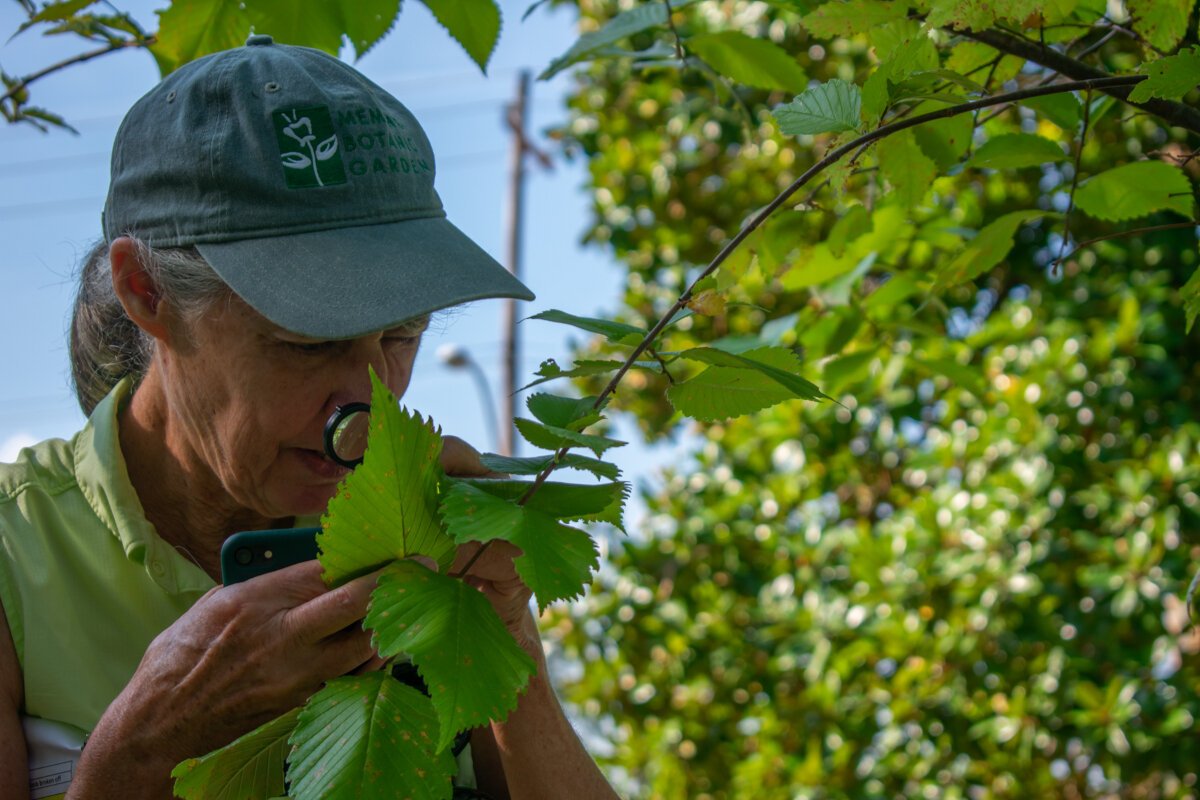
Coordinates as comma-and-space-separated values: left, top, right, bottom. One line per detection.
73, 378, 216, 596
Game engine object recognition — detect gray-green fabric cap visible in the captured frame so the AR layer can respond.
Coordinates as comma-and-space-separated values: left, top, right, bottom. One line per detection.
103, 34, 533, 339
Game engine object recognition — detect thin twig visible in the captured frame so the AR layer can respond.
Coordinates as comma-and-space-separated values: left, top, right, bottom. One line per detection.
1, 38, 151, 106
1055, 88, 1093, 274
1051, 221, 1199, 269
662, 0, 685, 62
455, 74, 1145, 581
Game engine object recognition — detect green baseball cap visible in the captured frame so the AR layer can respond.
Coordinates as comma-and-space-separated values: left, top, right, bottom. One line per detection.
103, 34, 533, 340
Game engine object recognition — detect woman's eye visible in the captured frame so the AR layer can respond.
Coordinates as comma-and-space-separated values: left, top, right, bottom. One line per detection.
384, 335, 421, 348
285, 340, 338, 354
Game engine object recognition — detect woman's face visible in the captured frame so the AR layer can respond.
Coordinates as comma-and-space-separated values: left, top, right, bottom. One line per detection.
158, 293, 425, 519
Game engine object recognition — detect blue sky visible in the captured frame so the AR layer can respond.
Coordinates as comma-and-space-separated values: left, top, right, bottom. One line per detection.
0, 1, 683, 500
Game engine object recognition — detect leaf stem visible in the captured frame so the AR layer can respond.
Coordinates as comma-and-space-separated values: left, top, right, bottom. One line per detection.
1055, 88, 1093, 274
1051, 221, 1199, 268
662, 0, 685, 62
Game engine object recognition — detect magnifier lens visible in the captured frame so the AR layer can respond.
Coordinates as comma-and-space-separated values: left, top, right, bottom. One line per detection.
324, 402, 371, 468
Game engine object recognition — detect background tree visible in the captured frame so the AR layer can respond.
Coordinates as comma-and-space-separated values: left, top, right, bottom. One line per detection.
539, 1, 1200, 798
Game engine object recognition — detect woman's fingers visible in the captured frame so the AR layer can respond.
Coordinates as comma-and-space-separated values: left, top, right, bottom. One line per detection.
440, 435, 491, 477
282, 568, 381, 643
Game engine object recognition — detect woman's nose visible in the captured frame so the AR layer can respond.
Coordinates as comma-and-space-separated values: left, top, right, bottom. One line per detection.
327, 337, 389, 411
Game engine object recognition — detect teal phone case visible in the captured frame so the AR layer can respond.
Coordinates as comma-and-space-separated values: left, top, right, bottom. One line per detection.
220, 527, 321, 585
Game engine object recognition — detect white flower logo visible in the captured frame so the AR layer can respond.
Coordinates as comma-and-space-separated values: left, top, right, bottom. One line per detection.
279, 109, 340, 187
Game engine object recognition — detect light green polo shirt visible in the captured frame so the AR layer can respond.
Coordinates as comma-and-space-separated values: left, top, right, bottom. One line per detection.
0, 379, 215, 797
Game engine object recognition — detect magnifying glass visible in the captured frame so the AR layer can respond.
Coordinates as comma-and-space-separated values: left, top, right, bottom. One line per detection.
323, 402, 371, 469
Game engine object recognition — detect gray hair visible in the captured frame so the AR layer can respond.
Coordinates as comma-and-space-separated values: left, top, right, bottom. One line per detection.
69, 239, 228, 416
69, 239, 433, 416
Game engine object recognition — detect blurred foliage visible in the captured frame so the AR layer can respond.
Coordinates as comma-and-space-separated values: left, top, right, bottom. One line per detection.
539, 0, 1200, 797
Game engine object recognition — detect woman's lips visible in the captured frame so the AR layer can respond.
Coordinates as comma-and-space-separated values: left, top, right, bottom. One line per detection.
293, 447, 351, 480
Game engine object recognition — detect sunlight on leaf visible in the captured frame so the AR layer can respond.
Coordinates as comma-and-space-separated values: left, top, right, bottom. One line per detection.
365, 561, 537, 749
418, 0, 501, 72
319, 369, 454, 584
441, 482, 601, 609
1129, 47, 1200, 103
774, 79, 862, 136
172, 708, 298, 800
288, 673, 455, 800
1075, 162, 1195, 222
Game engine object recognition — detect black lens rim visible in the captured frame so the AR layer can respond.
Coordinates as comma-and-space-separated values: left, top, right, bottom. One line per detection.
323, 402, 371, 468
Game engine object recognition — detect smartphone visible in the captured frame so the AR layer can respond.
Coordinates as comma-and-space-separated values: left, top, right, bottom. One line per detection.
220, 527, 321, 585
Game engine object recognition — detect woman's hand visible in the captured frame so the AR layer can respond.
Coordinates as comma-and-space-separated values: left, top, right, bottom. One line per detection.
71, 562, 381, 797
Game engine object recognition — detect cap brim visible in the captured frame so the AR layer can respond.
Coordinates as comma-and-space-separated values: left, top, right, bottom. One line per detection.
196, 216, 533, 339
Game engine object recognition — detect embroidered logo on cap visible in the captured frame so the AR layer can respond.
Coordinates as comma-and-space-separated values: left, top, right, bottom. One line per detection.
273, 106, 347, 189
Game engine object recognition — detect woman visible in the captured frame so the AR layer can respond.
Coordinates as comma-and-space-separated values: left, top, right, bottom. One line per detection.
0, 36, 618, 799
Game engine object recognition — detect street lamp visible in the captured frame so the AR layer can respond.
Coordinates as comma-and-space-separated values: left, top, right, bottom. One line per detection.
436, 343, 504, 455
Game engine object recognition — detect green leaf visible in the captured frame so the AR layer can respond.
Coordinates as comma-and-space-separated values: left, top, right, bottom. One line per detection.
678, 346, 826, 400
1023, 92, 1081, 130
1128, 0, 1190, 52
541, 3, 668, 80
1183, 265, 1200, 333
1075, 161, 1195, 222
800, 0, 907, 37
935, 210, 1047, 289
911, 111, 973, 170
246, 0, 402, 59
478, 452, 621, 480
877, 128, 937, 208
440, 482, 600, 609
668, 346, 813, 420
319, 369, 454, 585
782, 246, 872, 291
861, 69, 890, 125
527, 309, 647, 344
25, 0, 97, 26
917, 355, 988, 396
1128, 47, 1200, 103
457, 477, 628, 530
526, 393, 603, 431
774, 79, 862, 135
365, 561, 538, 749
150, 0, 252, 75
513, 417, 627, 456
863, 272, 922, 312
945, 40, 1024, 85
287, 673, 455, 800
968, 133, 1068, 170
172, 708, 298, 800
926, 0, 1039, 30
418, 0, 502, 72
821, 349, 877, 394
827, 204, 871, 258
686, 31, 807, 92
873, 20, 939, 83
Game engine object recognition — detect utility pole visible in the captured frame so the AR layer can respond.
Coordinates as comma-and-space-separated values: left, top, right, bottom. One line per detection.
500, 70, 551, 456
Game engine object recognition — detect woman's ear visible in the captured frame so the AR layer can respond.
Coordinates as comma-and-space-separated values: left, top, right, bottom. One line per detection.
109, 237, 171, 342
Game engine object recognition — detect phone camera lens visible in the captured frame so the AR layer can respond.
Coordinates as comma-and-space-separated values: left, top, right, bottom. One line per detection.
234, 547, 253, 566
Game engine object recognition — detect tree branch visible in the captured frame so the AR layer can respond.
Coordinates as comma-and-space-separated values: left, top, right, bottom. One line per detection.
960, 28, 1200, 134
1, 38, 151, 107
1052, 221, 1199, 269
457, 74, 1149, 580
